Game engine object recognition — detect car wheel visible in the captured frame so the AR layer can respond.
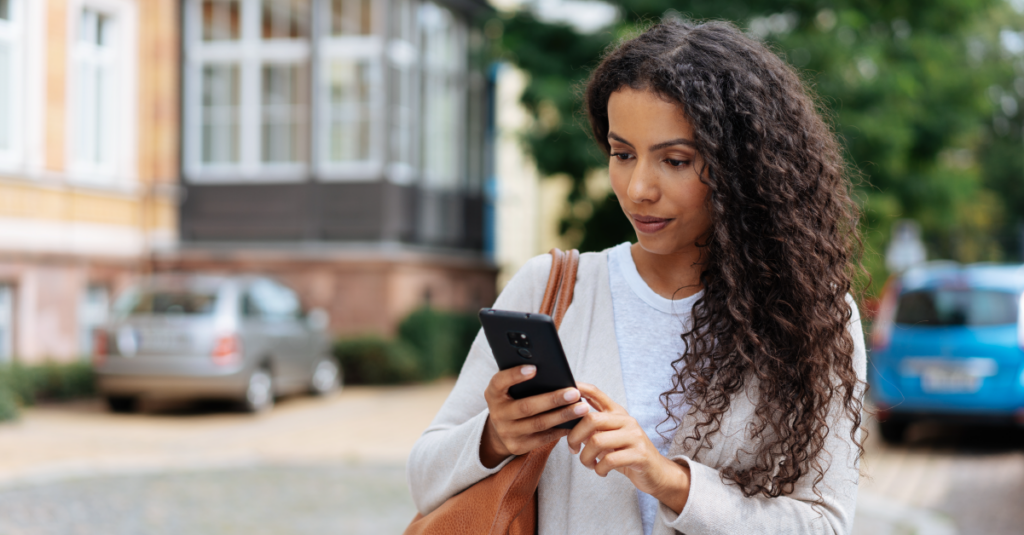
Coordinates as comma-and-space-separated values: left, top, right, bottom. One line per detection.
243, 368, 274, 413
878, 420, 909, 444
106, 396, 138, 413
310, 358, 341, 396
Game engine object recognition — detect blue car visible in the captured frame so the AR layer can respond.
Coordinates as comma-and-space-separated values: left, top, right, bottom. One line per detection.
870, 261, 1024, 443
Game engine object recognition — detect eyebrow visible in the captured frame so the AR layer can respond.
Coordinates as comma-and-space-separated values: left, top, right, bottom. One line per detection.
608, 132, 696, 151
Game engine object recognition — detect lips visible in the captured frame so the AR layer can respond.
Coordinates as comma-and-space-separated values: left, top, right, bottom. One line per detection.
630, 214, 673, 234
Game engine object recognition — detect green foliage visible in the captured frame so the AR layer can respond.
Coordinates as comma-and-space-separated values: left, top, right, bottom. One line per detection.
397, 307, 480, 381
333, 336, 420, 385
489, 0, 1024, 296
0, 361, 97, 422
333, 308, 481, 385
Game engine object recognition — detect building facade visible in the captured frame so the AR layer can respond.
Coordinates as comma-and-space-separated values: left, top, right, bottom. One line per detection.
157, 0, 497, 336
0, 0, 179, 362
1, 0, 498, 362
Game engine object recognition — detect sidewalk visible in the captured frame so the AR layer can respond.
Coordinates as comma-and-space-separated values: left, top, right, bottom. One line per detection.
0, 381, 452, 488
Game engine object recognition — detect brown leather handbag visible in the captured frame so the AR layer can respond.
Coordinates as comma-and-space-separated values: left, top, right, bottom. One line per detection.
404, 248, 581, 535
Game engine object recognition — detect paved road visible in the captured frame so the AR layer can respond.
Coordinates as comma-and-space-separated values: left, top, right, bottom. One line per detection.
0, 383, 1021, 534
857, 420, 1024, 535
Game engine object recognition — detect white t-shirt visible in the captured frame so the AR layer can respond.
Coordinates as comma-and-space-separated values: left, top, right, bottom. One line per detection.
607, 242, 700, 535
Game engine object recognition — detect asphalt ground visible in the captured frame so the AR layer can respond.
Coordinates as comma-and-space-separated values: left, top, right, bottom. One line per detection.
0, 382, 1021, 535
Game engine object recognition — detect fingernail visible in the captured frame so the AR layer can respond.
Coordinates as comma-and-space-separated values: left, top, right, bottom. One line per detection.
521, 365, 536, 375
569, 445, 579, 455
573, 402, 588, 415
563, 389, 579, 402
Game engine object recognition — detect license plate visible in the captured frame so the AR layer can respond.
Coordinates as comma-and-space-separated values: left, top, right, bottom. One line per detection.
920, 367, 981, 393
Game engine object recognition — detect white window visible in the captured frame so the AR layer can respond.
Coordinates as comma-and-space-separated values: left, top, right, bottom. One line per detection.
386, 0, 419, 185
183, 0, 470, 186
0, 284, 12, 362
68, 0, 138, 186
78, 284, 109, 358
419, 2, 465, 190
72, 8, 116, 173
0, 0, 23, 169
316, 0, 384, 180
184, 0, 311, 182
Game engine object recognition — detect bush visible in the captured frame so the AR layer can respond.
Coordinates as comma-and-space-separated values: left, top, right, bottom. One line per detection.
333, 336, 420, 385
0, 361, 96, 422
397, 307, 480, 381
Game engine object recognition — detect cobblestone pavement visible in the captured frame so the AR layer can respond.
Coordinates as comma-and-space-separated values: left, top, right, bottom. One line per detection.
0, 463, 414, 535
0, 383, 1022, 534
858, 419, 1024, 535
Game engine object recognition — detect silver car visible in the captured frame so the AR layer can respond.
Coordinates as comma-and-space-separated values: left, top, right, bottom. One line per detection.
94, 274, 340, 413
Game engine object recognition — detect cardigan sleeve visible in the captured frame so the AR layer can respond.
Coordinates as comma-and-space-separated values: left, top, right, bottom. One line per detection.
406, 254, 552, 515
657, 296, 868, 535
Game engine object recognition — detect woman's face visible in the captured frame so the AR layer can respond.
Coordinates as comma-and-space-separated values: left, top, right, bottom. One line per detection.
607, 88, 711, 257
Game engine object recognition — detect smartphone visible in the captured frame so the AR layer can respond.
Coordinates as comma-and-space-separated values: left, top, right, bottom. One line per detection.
478, 308, 581, 429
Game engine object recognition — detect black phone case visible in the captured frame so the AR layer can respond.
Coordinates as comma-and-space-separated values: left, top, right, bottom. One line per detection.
478, 308, 581, 429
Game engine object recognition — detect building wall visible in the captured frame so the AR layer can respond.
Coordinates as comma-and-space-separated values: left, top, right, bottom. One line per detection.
0, 0, 179, 363
152, 248, 498, 337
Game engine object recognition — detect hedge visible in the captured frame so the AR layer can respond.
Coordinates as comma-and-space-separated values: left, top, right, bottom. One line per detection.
334, 307, 481, 385
0, 361, 96, 422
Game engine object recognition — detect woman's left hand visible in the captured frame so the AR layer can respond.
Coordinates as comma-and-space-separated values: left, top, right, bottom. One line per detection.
567, 383, 692, 514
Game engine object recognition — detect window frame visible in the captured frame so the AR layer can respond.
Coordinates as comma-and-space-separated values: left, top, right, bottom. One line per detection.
314, 0, 386, 182
0, 0, 23, 171
66, 0, 138, 187
183, 0, 312, 184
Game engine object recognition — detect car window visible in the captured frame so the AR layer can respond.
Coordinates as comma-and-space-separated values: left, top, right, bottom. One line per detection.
895, 289, 1019, 326
117, 290, 219, 316
244, 280, 300, 321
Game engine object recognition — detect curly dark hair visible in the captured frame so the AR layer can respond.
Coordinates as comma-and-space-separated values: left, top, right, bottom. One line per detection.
584, 20, 865, 500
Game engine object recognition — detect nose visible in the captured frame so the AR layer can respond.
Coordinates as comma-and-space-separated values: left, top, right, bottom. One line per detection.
626, 160, 660, 204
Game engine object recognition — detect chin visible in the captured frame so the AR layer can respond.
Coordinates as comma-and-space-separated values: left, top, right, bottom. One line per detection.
633, 234, 678, 256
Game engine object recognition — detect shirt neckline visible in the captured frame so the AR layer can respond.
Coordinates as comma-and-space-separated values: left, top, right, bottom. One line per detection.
610, 242, 703, 316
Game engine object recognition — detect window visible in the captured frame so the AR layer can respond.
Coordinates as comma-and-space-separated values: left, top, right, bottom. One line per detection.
244, 280, 300, 321
0, 284, 12, 362
78, 284, 109, 357
317, 0, 383, 179
419, 2, 465, 189
183, 0, 471, 185
186, 0, 311, 181
0, 0, 21, 167
387, 0, 418, 184
72, 7, 118, 176
895, 290, 1019, 327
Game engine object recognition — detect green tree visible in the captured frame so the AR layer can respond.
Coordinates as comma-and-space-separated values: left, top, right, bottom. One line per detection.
489, 0, 1024, 294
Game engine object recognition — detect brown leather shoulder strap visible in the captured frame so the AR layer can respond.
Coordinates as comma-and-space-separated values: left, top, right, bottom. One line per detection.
551, 249, 579, 328
539, 249, 565, 318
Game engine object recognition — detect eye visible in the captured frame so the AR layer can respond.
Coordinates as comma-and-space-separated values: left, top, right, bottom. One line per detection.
666, 158, 691, 167
610, 152, 634, 161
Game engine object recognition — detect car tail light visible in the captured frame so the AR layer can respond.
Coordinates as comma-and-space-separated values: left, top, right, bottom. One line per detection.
211, 333, 242, 366
92, 329, 108, 366
871, 277, 900, 352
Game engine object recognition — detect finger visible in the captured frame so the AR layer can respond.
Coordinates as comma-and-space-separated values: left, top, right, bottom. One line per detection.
594, 449, 642, 478
578, 429, 634, 469
576, 383, 624, 414
486, 365, 537, 401
510, 400, 590, 436
566, 412, 629, 455
503, 386, 581, 421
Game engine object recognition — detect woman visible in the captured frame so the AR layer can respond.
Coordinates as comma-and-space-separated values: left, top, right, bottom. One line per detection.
408, 19, 866, 535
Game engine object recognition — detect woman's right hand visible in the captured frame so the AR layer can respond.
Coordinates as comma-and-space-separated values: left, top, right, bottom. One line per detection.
480, 364, 591, 468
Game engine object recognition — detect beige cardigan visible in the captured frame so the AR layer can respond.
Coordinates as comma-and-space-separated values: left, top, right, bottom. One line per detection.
407, 250, 866, 534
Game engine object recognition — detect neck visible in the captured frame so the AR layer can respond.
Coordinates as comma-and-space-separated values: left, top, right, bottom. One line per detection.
629, 242, 704, 300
